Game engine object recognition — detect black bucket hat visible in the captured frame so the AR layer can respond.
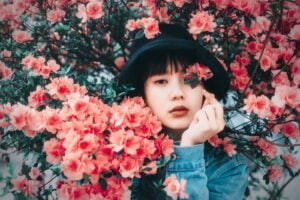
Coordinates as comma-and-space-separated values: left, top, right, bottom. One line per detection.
119, 23, 230, 100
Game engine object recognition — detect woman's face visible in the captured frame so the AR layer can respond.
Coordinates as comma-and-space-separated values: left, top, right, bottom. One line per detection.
144, 60, 204, 137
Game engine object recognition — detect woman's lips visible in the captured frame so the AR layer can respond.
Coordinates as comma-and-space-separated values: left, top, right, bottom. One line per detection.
169, 106, 189, 116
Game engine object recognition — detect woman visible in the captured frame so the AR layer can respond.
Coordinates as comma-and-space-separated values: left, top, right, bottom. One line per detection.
119, 23, 249, 200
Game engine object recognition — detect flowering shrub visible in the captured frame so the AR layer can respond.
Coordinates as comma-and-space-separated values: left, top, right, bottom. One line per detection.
0, 0, 299, 199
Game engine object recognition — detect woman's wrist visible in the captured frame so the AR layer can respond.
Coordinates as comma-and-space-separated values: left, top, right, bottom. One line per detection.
180, 133, 195, 146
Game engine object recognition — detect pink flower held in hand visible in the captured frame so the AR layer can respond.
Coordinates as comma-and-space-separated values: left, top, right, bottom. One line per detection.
282, 153, 298, 169
12, 30, 32, 43
268, 165, 282, 182
188, 10, 216, 35
164, 174, 189, 200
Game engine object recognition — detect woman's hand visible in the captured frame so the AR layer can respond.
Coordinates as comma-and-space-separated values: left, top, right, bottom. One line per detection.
180, 90, 225, 146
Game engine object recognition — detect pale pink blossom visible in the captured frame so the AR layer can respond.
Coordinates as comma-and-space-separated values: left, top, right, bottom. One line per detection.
62, 153, 83, 180
86, 0, 104, 20
126, 19, 142, 31
28, 86, 47, 108
254, 138, 277, 160
0, 49, 11, 57
119, 156, 139, 178
185, 63, 213, 80
282, 153, 298, 169
208, 135, 222, 147
0, 61, 14, 80
188, 10, 216, 35
243, 94, 271, 118
212, 0, 230, 10
289, 24, 300, 40
140, 17, 160, 39
47, 8, 66, 23
268, 165, 282, 182
163, 174, 189, 200
76, 4, 88, 23
271, 70, 290, 88
280, 122, 299, 139
29, 167, 41, 180
12, 30, 32, 43
222, 137, 237, 157
272, 85, 300, 108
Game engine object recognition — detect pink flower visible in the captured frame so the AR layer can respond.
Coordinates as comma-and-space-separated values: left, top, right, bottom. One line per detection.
140, 17, 160, 39
254, 138, 277, 160
212, 0, 230, 10
12, 30, 32, 43
11, 175, 27, 191
282, 153, 298, 169
41, 107, 63, 134
29, 167, 41, 180
245, 41, 263, 54
185, 63, 213, 80
157, 6, 170, 22
45, 76, 75, 100
163, 174, 189, 200
114, 56, 125, 69
124, 130, 141, 155
28, 86, 47, 108
119, 156, 139, 178
231, 0, 260, 16
57, 181, 89, 200
271, 71, 290, 88
11, 176, 40, 196
43, 138, 65, 164
289, 24, 300, 40
125, 19, 142, 31
280, 123, 299, 139
62, 153, 83, 180
22, 54, 35, 68
222, 137, 237, 157
76, 4, 88, 23
208, 135, 222, 147
0, 61, 14, 80
78, 133, 99, 153
272, 85, 300, 108
268, 165, 282, 182
86, 0, 104, 20
47, 8, 66, 23
0, 49, 11, 57
109, 129, 125, 152
243, 94, 271, 118
188, 10, 216, 35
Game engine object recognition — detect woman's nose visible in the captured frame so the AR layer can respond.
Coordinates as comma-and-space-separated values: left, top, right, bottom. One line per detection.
169, 80, 185, 100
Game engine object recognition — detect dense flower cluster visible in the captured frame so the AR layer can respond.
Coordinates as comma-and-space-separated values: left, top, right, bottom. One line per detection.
2, 76, 179, 199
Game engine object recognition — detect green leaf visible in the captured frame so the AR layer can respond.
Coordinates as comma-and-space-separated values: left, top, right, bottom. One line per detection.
244, 16, 252, 28
99, 177, 107, 190
8, 163, 14, 177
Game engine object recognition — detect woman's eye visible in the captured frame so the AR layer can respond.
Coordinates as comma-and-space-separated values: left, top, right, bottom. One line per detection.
154, 79, 168, 84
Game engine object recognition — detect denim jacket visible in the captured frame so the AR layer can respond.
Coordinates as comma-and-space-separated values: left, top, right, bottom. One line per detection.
132, 143, 249, 200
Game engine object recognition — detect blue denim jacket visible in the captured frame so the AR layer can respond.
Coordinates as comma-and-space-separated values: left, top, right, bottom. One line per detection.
166, 143, 249, 200
132, 143, 249, 200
